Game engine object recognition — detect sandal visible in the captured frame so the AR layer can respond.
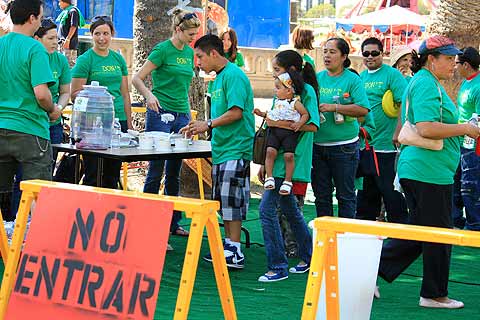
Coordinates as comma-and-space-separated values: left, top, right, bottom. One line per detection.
279, 181, 293, 195
264, 177, 275, 190
172, 226, 189, 237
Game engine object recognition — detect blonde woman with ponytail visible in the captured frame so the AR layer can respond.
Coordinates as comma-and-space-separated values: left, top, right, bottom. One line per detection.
132, 9, 200, 237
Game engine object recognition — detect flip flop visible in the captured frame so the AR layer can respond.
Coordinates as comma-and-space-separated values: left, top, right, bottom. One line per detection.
172, 226, 189, 237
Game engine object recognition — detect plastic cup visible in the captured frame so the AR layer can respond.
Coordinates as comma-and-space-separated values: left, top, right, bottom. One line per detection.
138, 135, 154, 149
174, 138, 189, 151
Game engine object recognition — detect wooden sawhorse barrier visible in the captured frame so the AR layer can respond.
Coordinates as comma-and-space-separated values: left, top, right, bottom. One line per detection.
0, 180, 237, 319
302, 217, 480, 320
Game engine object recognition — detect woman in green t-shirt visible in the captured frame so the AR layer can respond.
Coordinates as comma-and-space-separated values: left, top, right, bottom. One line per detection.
71, 17, 132, 189
256, 50, 319, 282
378, 36, 480, 309
220, 28, 244, 68
292, 25, 316, 71
312, 38, 370, 219
132, 10, 200, 236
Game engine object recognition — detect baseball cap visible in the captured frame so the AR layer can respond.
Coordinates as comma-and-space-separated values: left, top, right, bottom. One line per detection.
418, 35, 462, 56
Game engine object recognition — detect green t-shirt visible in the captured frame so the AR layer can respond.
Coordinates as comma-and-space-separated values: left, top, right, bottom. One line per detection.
397, 69, 461, 185
148, 40, 194, 114
303, 53, 316, 71
49, 51, 71, 126
210, 62, 255, 164
314, 69, 370, 144
360, 64, 407, 151
457, 73, 480, 123
272, 84, 320, 182
0, 32, 55, 140
72, 48, 128, 120
225, 51, 245, 68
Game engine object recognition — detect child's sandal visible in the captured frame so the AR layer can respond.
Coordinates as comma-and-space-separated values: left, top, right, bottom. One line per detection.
279, 181, 292, 195
264, 177, 275, 190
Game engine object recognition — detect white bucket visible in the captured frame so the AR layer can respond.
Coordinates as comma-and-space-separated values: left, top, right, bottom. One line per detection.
308, 221, 383, 320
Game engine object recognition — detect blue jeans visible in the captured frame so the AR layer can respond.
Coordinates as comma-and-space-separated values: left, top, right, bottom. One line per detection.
452, 163, 466, 229
311, 141, 359, 218
143, 109, 190, 232
460, 147, 480, 231
259, 178, 312, 274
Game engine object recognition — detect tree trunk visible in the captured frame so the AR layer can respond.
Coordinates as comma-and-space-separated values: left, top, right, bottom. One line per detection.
428, 0, 480, 99
133, 0, 208, 198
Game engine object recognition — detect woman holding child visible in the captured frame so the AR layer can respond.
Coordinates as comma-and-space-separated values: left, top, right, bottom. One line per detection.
256, 50, 319, 282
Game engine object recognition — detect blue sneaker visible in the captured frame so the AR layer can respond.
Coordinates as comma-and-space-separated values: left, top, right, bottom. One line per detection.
258, 271, 289, 282
289, 263, 310, 274
224, 243, 245, 269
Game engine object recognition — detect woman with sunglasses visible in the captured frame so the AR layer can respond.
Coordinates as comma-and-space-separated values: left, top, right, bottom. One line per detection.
378, 36, 480, 309
132, 9, 200, 237
71, 16, 132, 188
312, 37, 370, 219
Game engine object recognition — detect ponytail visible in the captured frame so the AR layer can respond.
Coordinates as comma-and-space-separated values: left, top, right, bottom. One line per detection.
301, 61, 319, 104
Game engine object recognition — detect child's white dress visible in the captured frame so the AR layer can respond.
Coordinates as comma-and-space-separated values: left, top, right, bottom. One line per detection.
267, 98, 300, 122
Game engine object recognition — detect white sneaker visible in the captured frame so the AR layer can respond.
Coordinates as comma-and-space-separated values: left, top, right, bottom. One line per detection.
419, 297, 464, 309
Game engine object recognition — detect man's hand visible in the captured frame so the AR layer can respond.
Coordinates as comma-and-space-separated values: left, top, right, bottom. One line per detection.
48, 105, 62, 122
180, 120, 209, 137
146, 93, 161, 113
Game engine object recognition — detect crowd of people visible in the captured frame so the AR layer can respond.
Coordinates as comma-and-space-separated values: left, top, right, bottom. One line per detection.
1, 0, 480, 311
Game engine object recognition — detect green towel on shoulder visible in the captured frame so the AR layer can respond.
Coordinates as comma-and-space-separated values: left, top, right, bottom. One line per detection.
56, 5, 86, 28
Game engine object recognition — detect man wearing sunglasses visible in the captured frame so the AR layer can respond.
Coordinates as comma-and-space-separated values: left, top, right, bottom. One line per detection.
356, 37, 409, 225
56, 0, 85, 67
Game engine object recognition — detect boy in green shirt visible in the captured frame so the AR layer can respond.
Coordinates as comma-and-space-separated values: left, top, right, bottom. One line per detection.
183, 35, 255, 269
454, 47, 480, 230
0, 0, 60, 203
357, 37, 408, 224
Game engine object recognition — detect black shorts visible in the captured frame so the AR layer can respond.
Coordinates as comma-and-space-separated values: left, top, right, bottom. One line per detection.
266, 127, 301, 153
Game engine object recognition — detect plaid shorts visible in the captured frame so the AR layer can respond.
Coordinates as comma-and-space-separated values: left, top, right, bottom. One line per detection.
212, 159, 250, 221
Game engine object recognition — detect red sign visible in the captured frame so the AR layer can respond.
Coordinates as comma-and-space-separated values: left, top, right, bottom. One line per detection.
6, 187, 173, 319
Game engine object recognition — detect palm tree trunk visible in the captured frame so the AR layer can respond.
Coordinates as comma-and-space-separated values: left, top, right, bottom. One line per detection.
428, 0, 480, 98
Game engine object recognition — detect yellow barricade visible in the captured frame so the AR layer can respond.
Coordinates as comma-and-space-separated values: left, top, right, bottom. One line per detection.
0, 180, 236, 319
302, 217, 480, 320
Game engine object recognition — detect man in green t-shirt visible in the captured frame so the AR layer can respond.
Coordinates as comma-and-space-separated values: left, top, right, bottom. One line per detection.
454, 47, 480, 230
183, 34, 255, 269
357, 37, 408, 224
0, 0, 59, 204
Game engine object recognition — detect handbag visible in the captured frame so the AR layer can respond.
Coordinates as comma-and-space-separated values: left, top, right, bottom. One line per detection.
356, 127, 380, 178
398, 79, 444, 151
253, 118, 268, 165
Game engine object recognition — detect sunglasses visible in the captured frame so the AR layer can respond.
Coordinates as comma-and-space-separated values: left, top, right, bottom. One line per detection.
362, 50, 382, 58
177, 12, 197, 26
92, 15, 112, 23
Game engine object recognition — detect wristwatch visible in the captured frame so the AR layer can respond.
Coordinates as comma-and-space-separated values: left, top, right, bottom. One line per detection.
207, 119, 213, 130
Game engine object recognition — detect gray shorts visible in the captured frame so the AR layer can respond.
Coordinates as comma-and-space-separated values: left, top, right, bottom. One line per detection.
0, 129, 52, 192
212, 159, 250, 221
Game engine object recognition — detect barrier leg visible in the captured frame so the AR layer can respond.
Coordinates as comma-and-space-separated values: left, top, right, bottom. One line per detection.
0, 210, 9, 264
205, 214, 237, 319
174, 212, 208, 320
195, 158, 205, 200
0, 191, 35, 318
325, 231, 340, 320
302, 230, 328, 320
